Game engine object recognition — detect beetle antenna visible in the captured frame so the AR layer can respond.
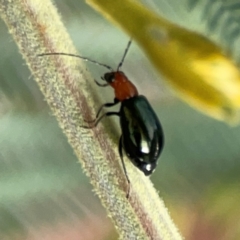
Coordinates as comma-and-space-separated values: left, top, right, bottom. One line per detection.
38, 52, 114, 71
117, 40, 132, 71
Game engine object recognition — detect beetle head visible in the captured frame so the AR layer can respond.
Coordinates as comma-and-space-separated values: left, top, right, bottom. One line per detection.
103, 72, 115, 83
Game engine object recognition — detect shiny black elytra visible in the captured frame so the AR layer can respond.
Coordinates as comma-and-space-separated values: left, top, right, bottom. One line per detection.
120, 95, 163, 176
38, 41, 164, 186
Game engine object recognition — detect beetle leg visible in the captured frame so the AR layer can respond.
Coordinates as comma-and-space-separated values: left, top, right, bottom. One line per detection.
82, 111, 120, 128
118, 135, 131, 198
94, 79, 108, 87
85, 98, 120, 123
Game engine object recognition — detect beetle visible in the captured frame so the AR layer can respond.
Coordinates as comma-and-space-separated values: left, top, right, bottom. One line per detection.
38, 41, 164, 184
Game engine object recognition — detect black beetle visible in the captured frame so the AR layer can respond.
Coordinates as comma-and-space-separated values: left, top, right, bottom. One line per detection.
38, 41, 164, 189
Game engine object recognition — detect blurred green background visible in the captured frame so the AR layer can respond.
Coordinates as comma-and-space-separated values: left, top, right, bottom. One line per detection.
1, 0, 240, 239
